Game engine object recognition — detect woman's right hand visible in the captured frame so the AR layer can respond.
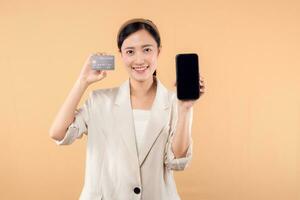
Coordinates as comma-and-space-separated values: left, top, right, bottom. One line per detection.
77, 52, 108, 86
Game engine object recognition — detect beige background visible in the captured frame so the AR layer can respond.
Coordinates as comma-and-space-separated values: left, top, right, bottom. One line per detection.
1, 0, 299, 199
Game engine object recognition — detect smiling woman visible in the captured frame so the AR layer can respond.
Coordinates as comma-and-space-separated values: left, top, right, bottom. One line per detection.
49, 18, 204, 200
117, 18, 161, 77
120, 30, 158, 83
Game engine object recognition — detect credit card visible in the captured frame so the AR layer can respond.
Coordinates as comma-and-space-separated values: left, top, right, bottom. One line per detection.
90, 54, 114, 70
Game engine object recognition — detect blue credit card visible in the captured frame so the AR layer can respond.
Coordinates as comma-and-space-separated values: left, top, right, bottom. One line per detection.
90, 54, 115, 70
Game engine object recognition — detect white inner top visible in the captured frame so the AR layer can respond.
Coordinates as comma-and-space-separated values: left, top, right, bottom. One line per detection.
132, 109, 151, 154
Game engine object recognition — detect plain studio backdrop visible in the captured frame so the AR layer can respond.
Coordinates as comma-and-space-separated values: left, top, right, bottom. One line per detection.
0, 0, 299, 199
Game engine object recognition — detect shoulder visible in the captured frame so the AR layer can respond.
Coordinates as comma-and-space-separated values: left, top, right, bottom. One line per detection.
165, 88, 177, 105
89, 86, 119, 103
157, 78, 177, 103
168, 90, 176, 100
163, 87, 178, 114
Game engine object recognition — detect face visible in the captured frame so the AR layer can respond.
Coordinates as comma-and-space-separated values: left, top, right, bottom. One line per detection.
120, 29, 160, 82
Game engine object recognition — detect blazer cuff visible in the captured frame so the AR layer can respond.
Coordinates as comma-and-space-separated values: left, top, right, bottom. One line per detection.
164, 139, 193, 171
54, 109, 87, 145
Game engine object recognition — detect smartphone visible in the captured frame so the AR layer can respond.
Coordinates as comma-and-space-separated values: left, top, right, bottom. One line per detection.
176, 53, 200, 100
90, 54, 115, 70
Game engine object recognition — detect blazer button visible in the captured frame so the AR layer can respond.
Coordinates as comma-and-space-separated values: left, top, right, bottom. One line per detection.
133, 187, 141, 194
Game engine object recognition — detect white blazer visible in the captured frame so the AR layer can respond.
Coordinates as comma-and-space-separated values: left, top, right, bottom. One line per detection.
54, 77, 193, 200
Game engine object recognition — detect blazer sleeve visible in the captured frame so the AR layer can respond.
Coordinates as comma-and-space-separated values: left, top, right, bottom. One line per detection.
164, 96, 193, 171
53, 91, 92, 145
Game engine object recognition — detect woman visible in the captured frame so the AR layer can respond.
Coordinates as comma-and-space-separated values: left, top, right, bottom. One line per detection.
49, 18, 205, 200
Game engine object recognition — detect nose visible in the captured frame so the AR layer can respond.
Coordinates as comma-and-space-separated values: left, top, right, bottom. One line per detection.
133, 52, 146, 65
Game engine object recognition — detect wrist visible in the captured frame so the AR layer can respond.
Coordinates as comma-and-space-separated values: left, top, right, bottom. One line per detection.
178, 106, 192, 116
76, 78, 89, 90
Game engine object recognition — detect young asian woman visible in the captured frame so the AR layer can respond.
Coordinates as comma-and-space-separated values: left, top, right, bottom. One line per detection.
49, 18, 205, 200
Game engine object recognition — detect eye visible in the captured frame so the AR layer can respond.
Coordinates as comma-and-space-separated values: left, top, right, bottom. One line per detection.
126, 50, 134, 55
144, 48, 152, 52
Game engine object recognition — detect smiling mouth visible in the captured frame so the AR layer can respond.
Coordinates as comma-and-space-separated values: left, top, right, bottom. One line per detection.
132, 66, 149, 71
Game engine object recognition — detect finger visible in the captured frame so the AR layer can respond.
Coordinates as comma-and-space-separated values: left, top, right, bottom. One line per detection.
87, 54, 95, 64
95, 69, 104, 74
88, 53, 95, 60
199, 81, 203, 86
96, 52, 107, 56
97, 71, 107, 80
199, 85, 205, 91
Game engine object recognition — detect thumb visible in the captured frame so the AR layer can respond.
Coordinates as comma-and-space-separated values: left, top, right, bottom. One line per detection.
97, 71, 107, 80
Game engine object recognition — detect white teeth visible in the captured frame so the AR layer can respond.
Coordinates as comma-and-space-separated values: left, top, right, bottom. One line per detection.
133, 66, 149, 71
135, 67, 146, 71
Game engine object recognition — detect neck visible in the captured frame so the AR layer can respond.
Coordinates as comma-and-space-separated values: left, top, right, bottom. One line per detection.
130, 76, 157, 97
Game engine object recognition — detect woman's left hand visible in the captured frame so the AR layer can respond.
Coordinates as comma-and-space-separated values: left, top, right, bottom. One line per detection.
175, 75, 206, 111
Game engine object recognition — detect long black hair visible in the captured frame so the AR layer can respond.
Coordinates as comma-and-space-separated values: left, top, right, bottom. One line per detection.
117, 18, 161, 76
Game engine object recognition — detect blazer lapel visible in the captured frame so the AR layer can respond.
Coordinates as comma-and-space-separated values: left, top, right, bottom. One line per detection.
113, 79, 139, 166
138, 78, 170, 166
113, 78, 171, 167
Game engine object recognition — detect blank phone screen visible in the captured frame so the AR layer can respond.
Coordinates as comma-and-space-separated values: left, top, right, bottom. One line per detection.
176, 54, 200, 100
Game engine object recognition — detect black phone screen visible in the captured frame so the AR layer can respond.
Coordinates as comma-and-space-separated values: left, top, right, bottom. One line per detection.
176, 53, 200, 100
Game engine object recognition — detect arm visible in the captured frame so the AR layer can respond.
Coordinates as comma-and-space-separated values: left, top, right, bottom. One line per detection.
49, 79, 88, 141
163, 100, 193, 171
171, 75, 205, 158
171, 106, 193, 158
164, 76, 205, 170
49, 52, 107, 142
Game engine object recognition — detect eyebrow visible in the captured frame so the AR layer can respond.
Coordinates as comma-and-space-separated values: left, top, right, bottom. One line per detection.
123, 44, 154, 50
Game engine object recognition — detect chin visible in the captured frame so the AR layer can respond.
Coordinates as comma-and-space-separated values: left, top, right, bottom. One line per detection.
131, 76, 149, 82
130, 74, 153, 82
